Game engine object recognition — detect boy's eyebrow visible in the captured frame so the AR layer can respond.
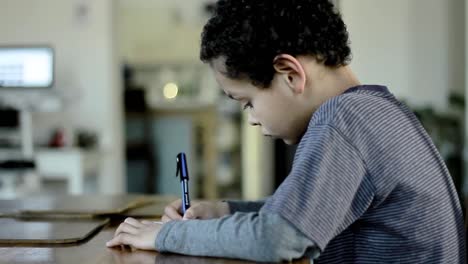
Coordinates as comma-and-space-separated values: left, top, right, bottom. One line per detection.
226, 92, 246, 101
226, 93, 238, 100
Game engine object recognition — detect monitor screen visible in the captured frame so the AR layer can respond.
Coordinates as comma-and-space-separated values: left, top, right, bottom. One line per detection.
0, 46, 54, 88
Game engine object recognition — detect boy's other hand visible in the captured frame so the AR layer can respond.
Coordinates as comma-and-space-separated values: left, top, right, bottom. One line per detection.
161, 199, 230, 223
106, 217, 162, 251
182, 201, 230, 220
161, 199, 183, 222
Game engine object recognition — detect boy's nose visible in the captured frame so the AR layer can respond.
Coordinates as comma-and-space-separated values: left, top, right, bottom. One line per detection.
248, 115, 260, 126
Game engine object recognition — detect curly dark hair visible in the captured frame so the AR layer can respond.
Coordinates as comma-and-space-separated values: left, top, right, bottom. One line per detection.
200, 0, 352, 88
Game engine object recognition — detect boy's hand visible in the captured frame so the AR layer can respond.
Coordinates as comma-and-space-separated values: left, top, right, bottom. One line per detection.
106, 217, 162, 250
161, 199, 230, 223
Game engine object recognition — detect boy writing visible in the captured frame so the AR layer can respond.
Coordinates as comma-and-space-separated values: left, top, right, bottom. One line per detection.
107, 0, 465, 262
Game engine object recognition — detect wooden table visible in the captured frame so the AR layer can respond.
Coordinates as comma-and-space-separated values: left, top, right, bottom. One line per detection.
0, 195, 309, 264
0, 223, 309, 264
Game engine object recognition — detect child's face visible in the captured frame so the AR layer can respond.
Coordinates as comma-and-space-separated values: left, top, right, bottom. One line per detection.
211, 59, 311, 145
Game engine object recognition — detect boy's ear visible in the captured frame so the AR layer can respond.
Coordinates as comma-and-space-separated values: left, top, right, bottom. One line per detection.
273, 54, 306, 94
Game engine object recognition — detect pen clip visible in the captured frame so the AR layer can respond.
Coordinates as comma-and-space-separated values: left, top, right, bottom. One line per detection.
176, 155, 180, 178
176, 152, 189, 181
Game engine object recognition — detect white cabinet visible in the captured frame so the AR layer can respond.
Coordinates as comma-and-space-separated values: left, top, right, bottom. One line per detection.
35, 149, 100, 195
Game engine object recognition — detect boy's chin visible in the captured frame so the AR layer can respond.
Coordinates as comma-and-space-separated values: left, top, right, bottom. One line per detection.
263, 134, 299, 145
282, 137, 300, 145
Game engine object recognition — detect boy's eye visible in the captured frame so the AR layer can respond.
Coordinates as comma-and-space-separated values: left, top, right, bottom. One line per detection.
243, 102, 253, 110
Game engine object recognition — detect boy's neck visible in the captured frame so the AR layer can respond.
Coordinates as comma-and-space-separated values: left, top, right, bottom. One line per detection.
318, 65, 361, 97
304, 62, 361, 113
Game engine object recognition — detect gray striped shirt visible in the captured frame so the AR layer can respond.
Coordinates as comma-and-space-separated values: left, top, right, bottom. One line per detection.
263, 85, 465, 263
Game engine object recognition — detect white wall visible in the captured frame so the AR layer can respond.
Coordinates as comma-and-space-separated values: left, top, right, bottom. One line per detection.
0, 0, 124, 194
341, 0, 465, 110
118, 0, 208, 64
342, 0, 467, 195
241, 113, 274, 200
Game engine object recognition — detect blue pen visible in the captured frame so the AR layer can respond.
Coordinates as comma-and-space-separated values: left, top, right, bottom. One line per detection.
176, 152, 191, 214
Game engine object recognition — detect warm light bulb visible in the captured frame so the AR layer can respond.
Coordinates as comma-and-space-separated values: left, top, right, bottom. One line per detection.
163, 82, 178, 99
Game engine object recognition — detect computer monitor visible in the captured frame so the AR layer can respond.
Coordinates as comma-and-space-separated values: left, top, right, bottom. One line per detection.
0, 108, 18, 128
0, 46, 54, 88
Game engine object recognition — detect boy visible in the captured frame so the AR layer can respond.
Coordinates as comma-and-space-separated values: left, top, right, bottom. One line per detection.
107, 0, 465, 263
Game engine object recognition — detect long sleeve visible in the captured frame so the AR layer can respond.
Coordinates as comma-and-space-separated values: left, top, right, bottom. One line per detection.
155, 212, 319, 263
225, 199, 267, 213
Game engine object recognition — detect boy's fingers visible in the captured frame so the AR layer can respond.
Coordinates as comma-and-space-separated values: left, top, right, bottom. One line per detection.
170, 199, 183, 212
164, 204, 183, 220
184, 202, 210, 219
141, 220, 163, 225
161, 215, 171, 223
123, 217, 143, 228
106, 233, 136, 247
183, 208, 196, 220
169, 199, 182, 209
114, 223, 139, 238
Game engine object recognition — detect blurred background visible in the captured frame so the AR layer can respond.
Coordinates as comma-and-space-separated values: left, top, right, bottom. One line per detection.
0, 0, 466, 207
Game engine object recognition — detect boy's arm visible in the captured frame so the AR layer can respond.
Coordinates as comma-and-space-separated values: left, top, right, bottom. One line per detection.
155, 211, 319, 262
225, 198, 269, 213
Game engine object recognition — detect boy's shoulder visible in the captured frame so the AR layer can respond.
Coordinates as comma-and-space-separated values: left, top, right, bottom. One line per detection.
310, 86, 400, 128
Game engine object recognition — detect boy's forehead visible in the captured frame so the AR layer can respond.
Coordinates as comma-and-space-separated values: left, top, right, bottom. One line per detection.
211, 57, 228, 73
211, 71, 237, 98
220, 83, 240, 99
210, 57, 255, 98
211, 65, 241, 93
219, 82, 251, 102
